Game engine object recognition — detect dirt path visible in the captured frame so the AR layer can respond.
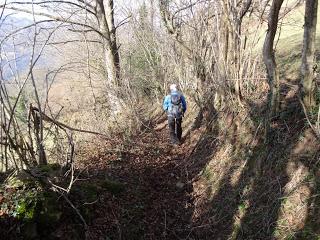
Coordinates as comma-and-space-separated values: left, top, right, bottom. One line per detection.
83, 122, 203, 240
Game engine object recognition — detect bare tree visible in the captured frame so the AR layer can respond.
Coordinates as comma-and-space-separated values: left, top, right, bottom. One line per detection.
0, 0, 124, 100
301, 0, 318, 109
96, 0, 121, 87
263, 0, 284, 119
220, 0, 253, 103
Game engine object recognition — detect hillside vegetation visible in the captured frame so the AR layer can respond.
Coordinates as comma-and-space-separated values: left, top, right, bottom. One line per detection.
0, 0, 319, 240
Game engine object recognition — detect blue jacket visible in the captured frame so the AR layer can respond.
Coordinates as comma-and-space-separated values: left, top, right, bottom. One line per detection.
163, 91, 187, 114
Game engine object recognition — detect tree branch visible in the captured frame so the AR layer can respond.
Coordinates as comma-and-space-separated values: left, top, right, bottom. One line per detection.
1, 6, 106, 40
47, 39, 102, 45
239, 0, 253, 20
0, 0, 7, 21
1, 0, 95, 14
30, 106, 110, 138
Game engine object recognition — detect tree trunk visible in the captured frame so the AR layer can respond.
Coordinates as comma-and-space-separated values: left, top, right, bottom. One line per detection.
234, 20, 242, 103
31, 109, 47, 165
150, 0, 155, 29
301, 0, 318, 109
95, 0, 122, 113
96, 0, 120, 88
220, 0, 252, 104
263, 0, 284, 117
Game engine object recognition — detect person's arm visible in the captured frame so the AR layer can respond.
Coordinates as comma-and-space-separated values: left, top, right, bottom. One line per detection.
181, 95, 187, 113
163, 95, 170, 112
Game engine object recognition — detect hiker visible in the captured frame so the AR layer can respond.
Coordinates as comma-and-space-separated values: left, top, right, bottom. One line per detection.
163, 84, 187, 144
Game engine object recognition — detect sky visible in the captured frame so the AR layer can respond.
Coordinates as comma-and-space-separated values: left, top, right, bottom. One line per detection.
0, 0, 145, 21
0, 1, 48, 21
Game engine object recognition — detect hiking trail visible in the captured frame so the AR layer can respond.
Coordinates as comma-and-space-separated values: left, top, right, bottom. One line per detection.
79, 119, 211, 239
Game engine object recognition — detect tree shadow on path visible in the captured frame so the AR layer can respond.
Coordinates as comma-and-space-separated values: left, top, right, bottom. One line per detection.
77, 115, 220, 240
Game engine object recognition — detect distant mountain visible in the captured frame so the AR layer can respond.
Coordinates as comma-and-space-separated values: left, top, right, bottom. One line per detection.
0, 16, 48, 80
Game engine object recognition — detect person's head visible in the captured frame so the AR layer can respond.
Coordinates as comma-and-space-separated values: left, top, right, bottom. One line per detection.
169, 84, 177, 92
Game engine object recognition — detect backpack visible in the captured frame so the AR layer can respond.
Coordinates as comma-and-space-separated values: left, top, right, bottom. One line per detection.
169, 93, 183, 118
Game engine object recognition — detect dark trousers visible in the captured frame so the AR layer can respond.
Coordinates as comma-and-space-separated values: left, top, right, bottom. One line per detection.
168, 117, 182, 143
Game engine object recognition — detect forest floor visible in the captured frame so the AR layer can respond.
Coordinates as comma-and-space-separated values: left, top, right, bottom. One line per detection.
0, 114, 212, 240
68, 92, 319, 240
1, 95, 319, 240
76, 118, 208, 240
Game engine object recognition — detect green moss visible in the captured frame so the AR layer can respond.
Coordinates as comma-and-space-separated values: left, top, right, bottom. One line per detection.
7, 188, 41, 222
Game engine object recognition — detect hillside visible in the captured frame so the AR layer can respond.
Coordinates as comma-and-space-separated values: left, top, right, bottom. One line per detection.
277, 3, 320, 80
0, 1, 319, 240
